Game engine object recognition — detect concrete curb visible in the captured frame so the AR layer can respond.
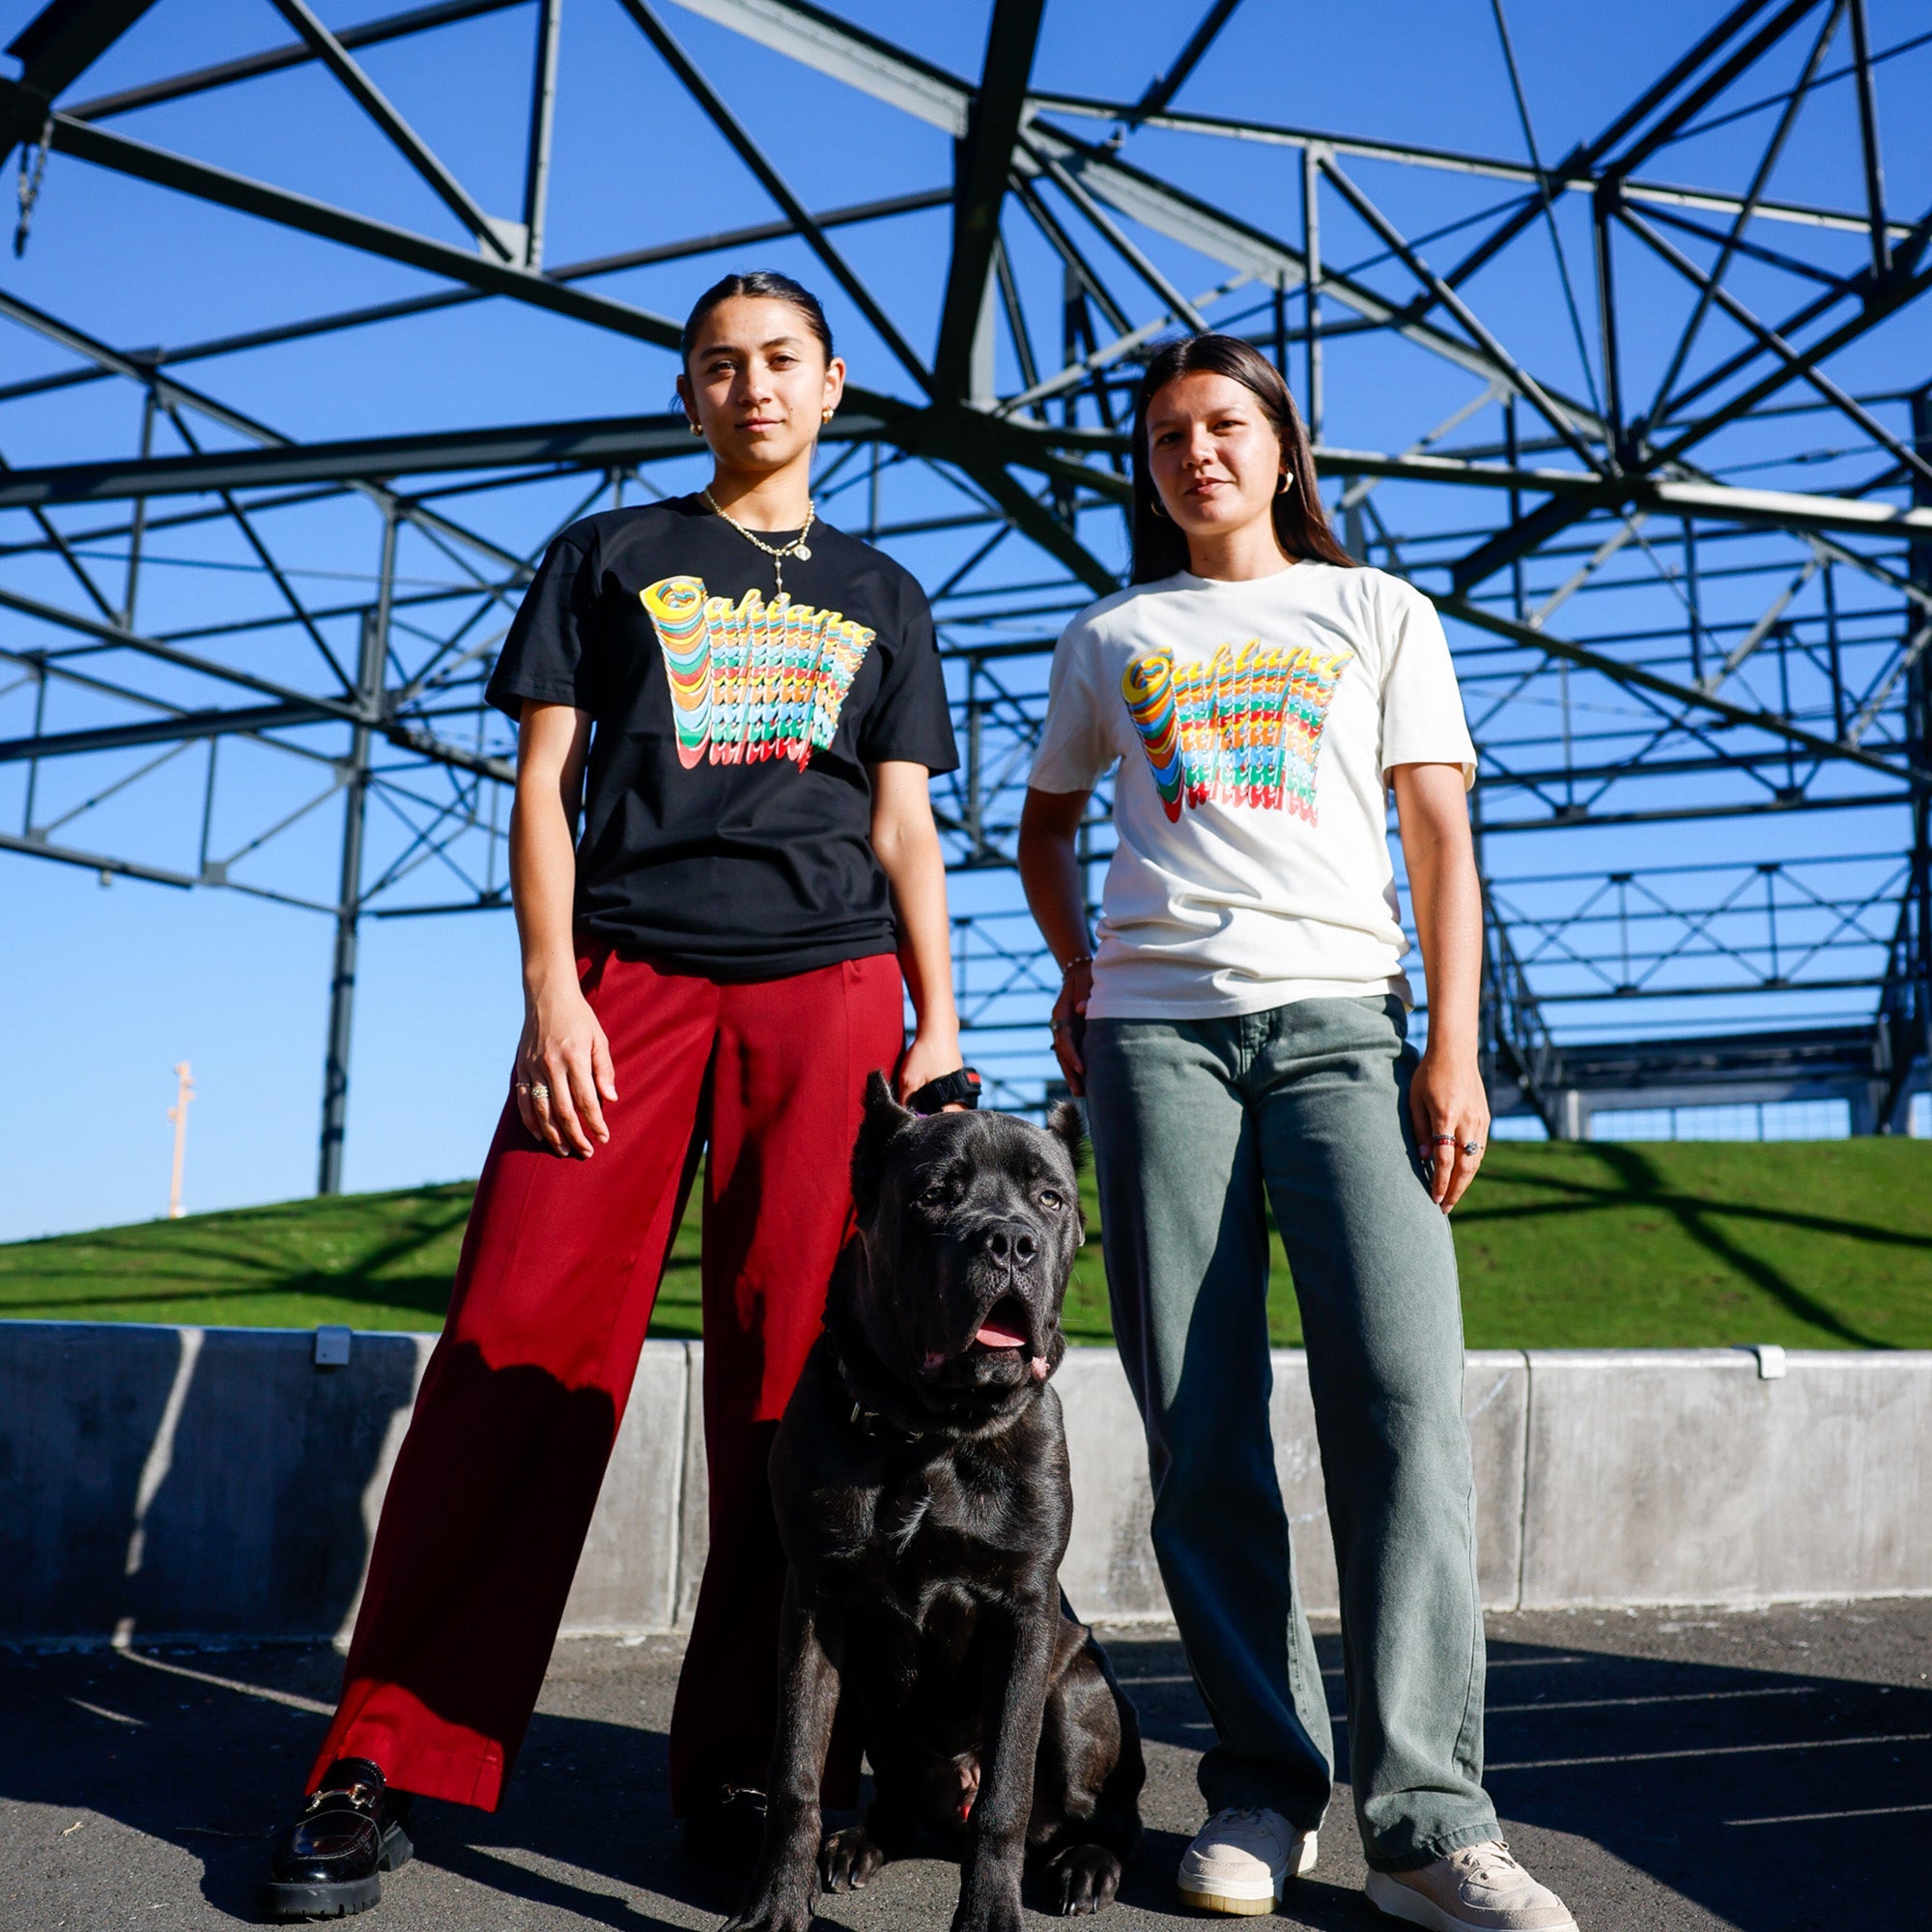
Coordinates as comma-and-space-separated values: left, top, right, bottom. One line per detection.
2, 1322, 1926, 1642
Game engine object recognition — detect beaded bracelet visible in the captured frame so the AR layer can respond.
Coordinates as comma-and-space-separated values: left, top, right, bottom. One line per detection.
1060, 952, 1094, 975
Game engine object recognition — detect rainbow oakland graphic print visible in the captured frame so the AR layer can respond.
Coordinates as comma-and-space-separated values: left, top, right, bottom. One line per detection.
1122, 639, 1352, 822
639, 576, 875, 769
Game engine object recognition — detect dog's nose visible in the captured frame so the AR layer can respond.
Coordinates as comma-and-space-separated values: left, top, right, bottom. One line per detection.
978, 1222, 1037, 1266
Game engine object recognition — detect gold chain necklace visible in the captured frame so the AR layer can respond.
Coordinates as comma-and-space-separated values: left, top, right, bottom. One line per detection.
701, 487, 815, 597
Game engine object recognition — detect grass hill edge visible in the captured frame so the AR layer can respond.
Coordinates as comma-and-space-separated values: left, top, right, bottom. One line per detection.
2, 1140, 1927, 1350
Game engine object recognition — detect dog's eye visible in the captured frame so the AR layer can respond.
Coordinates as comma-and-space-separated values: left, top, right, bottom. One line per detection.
1038, 1188, 1063, 1209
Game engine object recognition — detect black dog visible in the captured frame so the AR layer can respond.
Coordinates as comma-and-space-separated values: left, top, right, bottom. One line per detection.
724, 1075, 1144, 1932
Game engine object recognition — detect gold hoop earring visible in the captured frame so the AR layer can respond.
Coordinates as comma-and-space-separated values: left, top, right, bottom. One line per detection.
1276, 471, 1293, 495
1149, 495, 1169, 520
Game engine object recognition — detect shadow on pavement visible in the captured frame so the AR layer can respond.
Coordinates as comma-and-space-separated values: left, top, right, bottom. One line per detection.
1103, 1625, 1929, 1930
1, 1615, 1926, 1928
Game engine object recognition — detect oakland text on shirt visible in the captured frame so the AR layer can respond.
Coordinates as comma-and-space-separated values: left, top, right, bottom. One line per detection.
639, 575, 875, 770
1121, 638, 1353, 824
1025, 562, 1474, 1019
482, 496, 957, 977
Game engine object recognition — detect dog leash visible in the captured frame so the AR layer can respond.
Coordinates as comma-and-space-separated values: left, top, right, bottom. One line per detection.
904, 1065, 981, 1115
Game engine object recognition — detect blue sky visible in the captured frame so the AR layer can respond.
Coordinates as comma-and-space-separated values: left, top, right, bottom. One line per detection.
2, 1, 1926, 1240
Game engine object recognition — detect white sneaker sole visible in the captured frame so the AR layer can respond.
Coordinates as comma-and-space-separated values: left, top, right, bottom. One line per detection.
1365, 1867, 1577, 1932
1177, 1831, 1317, 1916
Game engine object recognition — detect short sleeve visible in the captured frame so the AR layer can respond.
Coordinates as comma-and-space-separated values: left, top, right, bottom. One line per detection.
856, 576, 959, 772
485, 531, 597, 720
1376, 578, 1477, 790
1027, 619, 1113, 793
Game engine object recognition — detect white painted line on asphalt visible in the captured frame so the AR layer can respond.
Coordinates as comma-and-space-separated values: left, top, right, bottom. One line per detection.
1488, 1686, 1821, 1715
68, 1698, 146, 1727
113, 1648, 334, 1717
1491, 1730, 1930, 1771
1725, 1803, 1932, 1826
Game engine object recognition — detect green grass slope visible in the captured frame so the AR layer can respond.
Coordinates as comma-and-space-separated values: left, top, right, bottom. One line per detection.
2, 1141, 1926, 1350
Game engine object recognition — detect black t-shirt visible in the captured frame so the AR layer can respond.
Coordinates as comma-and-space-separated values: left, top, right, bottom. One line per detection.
487, 496, 958, 979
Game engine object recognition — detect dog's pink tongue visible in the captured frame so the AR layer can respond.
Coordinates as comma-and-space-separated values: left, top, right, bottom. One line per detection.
975, 1318, 1028, 1349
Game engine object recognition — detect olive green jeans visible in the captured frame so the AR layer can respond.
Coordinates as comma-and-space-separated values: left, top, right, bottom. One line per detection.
1085, 994, 1497, 1872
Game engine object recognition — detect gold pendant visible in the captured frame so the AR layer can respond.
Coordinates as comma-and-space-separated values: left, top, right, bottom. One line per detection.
793, 543, 811, 561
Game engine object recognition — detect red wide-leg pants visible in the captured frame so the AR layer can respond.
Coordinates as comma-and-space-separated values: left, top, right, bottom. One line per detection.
308, 948, 905, 1812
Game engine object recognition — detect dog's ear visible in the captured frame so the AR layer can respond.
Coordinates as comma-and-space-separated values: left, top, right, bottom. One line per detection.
851, 1069, 916, 1217
1046, 1099, 1087, 1173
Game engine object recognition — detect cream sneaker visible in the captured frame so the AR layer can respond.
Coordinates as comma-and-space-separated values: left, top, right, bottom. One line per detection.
1176, 1806, 1317, 1915
1366, 1839, 1576, 1931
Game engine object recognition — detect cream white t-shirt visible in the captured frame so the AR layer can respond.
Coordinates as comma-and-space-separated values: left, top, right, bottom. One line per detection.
1028, 562, 1476, 1020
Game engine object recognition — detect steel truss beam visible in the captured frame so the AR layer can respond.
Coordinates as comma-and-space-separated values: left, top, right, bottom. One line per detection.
4, 0, 1929, 1175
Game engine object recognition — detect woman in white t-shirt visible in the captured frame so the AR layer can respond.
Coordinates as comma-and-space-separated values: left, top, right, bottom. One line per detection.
1019, 334, 1574, 1932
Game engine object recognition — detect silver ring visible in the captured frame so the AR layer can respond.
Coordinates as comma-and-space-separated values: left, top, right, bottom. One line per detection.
1432, 1134, 1458, 1146
528, 1081, 550, 1103
1463, 1140, 1485, 1155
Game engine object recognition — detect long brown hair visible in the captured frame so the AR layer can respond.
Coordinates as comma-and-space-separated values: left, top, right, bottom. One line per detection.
1130, 333, 1353, 582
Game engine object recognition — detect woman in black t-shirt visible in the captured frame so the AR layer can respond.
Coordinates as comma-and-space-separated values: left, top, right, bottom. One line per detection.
265, 273, 964, 1918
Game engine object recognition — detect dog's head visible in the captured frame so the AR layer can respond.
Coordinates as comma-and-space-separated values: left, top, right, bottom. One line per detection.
842, 1071, 1085, 1408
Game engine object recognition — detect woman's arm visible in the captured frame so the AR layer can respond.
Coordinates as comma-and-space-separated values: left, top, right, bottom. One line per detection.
869, 760, 961, 1099
1017, 786, 1095, 1097
1391, 761, 1490, 1211
511, 699, 616, 1158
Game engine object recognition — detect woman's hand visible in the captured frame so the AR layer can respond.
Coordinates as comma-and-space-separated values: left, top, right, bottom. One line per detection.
1049, 959, 1093, 1098
508, 701, 609, 1157
515, 978, 617, 1157
898, 1021, 964, 1108
1407, 1042, 1489, 1212
1391, 763, 1488, 1213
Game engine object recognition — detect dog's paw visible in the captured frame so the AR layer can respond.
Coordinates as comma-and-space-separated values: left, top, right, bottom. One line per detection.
1049, 1843, 1122, 1917
721, 1880, 816, 1932
820, 1825, 886, 1892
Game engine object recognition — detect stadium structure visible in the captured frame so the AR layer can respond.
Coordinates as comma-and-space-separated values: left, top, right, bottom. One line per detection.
1, 0, 1927, 1189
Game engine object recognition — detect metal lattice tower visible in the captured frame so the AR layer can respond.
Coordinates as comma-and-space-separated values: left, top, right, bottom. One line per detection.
2, 0, 1928, 1188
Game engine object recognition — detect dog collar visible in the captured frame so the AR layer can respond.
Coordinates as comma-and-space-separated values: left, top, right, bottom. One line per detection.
829, 1339, 926, 1443
847, 1399, 923, 1444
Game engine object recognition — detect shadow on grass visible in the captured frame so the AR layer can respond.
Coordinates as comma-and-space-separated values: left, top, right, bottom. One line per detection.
0, 1189, 476, 1322
1462, 1166, 1932, 1253
1, 1190, 469, 1274
1537, 1145, 1895, 1349
0, 1272, 459, 1321
2, 1185, 715, 1333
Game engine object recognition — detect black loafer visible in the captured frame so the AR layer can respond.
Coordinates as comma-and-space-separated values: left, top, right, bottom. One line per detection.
683, 1782, 770, 1882
261, 1757, 413, 1921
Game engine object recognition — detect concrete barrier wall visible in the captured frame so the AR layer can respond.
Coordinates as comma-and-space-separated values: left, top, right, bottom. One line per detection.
1519, 1349, 1932, 1606
2, 1321, 1927, 1642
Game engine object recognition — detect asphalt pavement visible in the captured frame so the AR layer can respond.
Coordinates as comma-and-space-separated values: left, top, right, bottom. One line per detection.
5, 1601, 1928, 1931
